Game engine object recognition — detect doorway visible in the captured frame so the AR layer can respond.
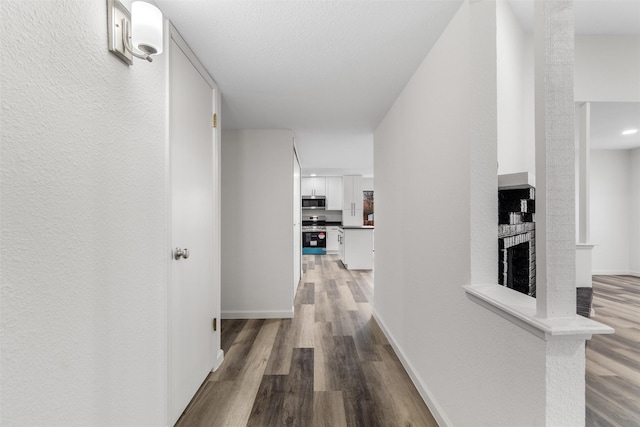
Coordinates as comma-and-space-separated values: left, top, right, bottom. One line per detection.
168, 27, 222, 425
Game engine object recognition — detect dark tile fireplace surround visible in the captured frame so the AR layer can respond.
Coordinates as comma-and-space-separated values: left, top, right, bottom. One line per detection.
497, 185, 593, 317
499, 188, 536, 297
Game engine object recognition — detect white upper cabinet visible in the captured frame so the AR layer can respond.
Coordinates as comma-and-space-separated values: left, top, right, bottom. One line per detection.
325, 177, 343, 210
301, 177, 326, 196
301, 178, 313, 196
342, 175, 363, 226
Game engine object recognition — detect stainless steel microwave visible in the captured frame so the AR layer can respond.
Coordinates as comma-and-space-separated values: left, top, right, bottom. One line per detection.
302, 196, 326, 210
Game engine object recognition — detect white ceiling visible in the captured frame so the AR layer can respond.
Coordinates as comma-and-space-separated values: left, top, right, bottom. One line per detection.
154, 0, 640, 176
155, 0, 462, 133
153, 0, 463, 175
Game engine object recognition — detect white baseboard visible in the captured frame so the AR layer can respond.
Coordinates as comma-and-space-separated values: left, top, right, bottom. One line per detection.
593, 270, 637, 276
629, 271, 640, 278
213, 349, 224, 372
221, 309, 294, 319
372, 308, 452, 427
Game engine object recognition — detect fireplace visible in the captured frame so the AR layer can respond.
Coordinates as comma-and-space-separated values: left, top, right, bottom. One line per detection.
498, 187, 536, 297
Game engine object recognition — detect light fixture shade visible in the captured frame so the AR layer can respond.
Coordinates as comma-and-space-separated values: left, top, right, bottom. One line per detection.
131, 1, 163, 55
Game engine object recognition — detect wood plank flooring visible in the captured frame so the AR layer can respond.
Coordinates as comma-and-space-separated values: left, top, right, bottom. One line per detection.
176, 255, 438, 427
586, 275, 640, 427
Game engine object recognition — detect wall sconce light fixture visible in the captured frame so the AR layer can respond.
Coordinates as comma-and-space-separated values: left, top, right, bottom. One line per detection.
108, 0, 163, 65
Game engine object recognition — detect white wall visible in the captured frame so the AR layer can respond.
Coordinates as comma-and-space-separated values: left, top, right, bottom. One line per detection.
575, 35, 640, 103
221, 129, 296, 318
590, 150, 637, 275
631, 148, 640, 276
295, 131, 374, 177
497, 0, 534, 176
374, 2, 548, 425
363, 177, 374, 191
1, 1, 168, 425
573, 35, 640, 277
497, 34, 640, 176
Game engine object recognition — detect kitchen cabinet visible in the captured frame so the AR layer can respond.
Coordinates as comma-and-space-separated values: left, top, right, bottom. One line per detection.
325, 177, 343, 210
301, 177, 326, 196
342, 175, 363, 226
326, 226, 340, 252
338, 227, 374, 270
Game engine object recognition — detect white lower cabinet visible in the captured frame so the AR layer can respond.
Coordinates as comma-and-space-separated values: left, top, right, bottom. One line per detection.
326, 226, 340, 252
338, 227, 373, 270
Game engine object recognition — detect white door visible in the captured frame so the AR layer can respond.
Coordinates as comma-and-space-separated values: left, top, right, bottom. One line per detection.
169, 37, 216, 424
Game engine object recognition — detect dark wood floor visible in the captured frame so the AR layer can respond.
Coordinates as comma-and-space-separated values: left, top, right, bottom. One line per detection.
175, 254, 438, 427
586, 275, 640, 427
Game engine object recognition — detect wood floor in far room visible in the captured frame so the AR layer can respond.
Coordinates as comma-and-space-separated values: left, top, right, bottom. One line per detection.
175, 254, 438, 427
586, 275, 640, 427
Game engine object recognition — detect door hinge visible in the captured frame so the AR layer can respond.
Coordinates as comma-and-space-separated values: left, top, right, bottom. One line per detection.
212, 113, 217, 128
213, 317, 217, 331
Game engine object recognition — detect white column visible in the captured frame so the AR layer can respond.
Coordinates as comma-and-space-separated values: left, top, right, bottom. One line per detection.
534, 0, 576, 319
578, 102, 591, 243
535, 2, 586, 426
546, 339, 586, 424
576, 102, 595, 288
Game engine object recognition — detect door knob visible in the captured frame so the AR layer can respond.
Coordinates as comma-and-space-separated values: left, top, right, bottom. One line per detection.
174, 247, 190, 260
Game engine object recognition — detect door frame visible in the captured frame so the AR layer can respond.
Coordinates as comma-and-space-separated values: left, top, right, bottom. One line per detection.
293, 144, 302, 292
165, 22, 223, 425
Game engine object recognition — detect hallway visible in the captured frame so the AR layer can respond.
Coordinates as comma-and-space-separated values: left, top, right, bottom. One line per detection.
176, 255, 438, 426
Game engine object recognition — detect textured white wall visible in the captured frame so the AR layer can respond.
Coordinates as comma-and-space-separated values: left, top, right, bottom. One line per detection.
575, 35, 640, 103
631, 148, 640, 276
221, 130, 295, 318
591, 150, 633, 274
1, 1, 168, 425
374, 2, 547, 425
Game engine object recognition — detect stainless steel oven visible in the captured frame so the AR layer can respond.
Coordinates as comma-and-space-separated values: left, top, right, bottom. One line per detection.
302, 214, 326, 254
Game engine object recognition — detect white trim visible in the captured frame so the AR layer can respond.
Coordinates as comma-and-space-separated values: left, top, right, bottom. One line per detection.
372, 308, 452, 427
168, 23, 217, 88
593, 270, 638, 276
212, 349, 224, 372
166, 23, 222, 426
163, 17, 173, 427
221, 309, 294, 319
463, 284, 614, 340
575, 243, 595, 249
498, 172, 536, 189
